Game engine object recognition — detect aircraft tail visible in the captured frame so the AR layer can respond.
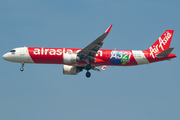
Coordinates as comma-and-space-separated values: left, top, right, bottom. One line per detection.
146, 30, 174, 58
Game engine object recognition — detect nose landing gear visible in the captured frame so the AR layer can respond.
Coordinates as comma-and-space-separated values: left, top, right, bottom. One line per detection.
20, 62, 24, 71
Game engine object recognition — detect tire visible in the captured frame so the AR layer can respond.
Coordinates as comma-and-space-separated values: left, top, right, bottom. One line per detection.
20, 68, 24, 71
86, 71, 91, 78
86, 64, 91, 70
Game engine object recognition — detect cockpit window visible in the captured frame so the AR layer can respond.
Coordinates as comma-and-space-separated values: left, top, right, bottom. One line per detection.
10, 50, 16, 52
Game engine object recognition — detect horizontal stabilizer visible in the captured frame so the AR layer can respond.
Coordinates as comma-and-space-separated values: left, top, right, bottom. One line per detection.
156, 48, 174, 58
101, 65, 107, 70
92, 65, 107, 72
166, 59, 171, 61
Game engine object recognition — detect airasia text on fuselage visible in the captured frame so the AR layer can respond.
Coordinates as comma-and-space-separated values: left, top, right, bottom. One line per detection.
33, 48, 103, 56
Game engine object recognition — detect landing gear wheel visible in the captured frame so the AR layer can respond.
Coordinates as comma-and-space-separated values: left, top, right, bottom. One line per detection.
20, 62, 24, 71
86, 64, 91, 70
20, 68, 24, 71
86, 71, 91, 78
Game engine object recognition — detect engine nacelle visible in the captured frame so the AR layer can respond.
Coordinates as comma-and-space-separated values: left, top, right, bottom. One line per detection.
63, 53, 80, 64
63, 65, 82, 75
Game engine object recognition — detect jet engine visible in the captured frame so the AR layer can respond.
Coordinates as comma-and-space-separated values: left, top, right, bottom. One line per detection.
63, 65, 83, 75
63, 53, 80, 64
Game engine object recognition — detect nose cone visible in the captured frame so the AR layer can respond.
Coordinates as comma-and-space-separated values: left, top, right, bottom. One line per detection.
2, 53, 9, 61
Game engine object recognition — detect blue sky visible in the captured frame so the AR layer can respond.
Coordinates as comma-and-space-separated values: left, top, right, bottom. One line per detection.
0, 0, 180, 120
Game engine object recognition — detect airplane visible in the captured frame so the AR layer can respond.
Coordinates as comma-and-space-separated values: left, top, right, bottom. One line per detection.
2, 25, 176, 78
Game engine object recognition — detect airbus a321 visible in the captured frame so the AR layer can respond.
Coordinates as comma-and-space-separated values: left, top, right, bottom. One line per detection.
2, 25, 176, 78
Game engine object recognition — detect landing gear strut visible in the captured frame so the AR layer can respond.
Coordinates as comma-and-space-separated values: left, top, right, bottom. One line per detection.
20, 62, 24, 71
84, 57, 92, 78
85, 64, 91, 78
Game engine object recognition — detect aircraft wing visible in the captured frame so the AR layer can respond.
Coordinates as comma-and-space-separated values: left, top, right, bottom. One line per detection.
78, 25, 112, 61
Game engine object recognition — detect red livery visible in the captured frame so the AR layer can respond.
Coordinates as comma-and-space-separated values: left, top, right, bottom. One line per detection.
3, 25, 176, 77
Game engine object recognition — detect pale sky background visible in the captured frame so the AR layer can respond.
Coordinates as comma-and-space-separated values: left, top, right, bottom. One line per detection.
0, 0, 180, 120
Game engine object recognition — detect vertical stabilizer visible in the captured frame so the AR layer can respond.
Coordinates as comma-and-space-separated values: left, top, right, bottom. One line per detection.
146, 30, 174, 58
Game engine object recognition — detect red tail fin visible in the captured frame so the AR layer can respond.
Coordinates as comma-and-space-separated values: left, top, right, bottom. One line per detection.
146, 30, 174, 58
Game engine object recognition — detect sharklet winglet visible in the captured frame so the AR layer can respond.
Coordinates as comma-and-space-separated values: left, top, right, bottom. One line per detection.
105, 25, 113, 34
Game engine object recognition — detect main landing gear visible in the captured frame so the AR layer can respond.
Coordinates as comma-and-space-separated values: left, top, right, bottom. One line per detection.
86, 71, 91, 78
20, 62, 24, 71
86, 64, 91, 78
